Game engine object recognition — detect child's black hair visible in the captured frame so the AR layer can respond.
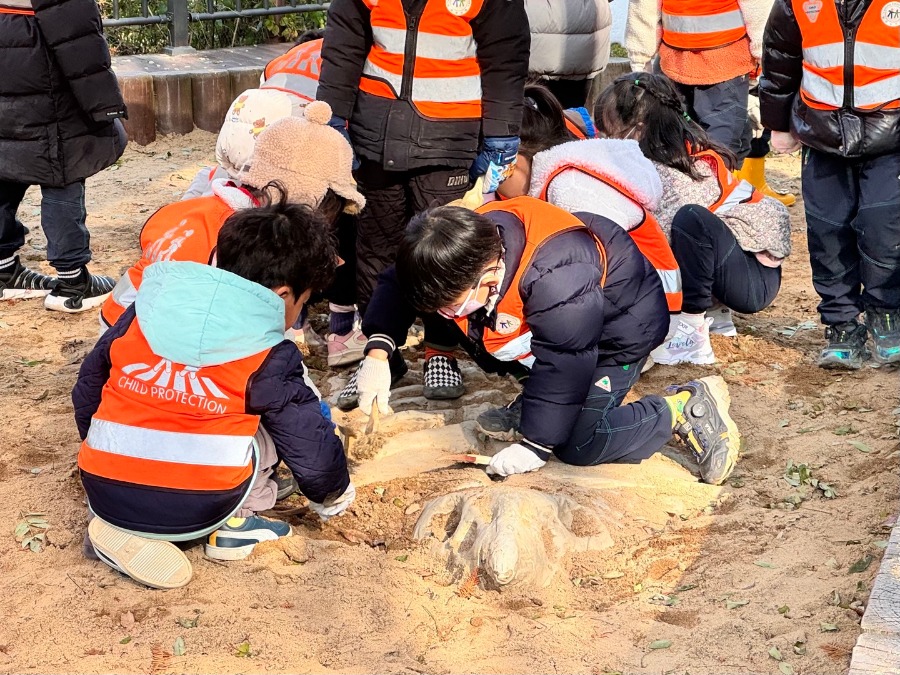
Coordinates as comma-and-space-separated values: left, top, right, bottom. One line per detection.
396, 205, 502, 313
518, 81, 572, 160
294, 28, 325, 45
593, 72, 737, 177
216, 182, 337, 299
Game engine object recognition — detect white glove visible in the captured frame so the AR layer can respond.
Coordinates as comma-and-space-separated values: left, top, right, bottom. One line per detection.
770, 130, 801, 154
356, 355, 392, 415
486, 442, 548, 478
308, 482, 356, 522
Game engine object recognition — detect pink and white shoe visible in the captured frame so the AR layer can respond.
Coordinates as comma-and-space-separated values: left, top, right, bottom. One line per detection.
327, 328, 367, 367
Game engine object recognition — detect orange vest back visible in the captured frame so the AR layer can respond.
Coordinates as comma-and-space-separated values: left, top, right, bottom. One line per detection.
793, 0, 900, 111
453, 197, 608, 368
661, 0, 747, 51
100, 196, 236, 328
692, 149, 764, 213
78, 316, 269, 493
537, 165, 683, 312
358, 0, 485, 119
261, 39, 323, 102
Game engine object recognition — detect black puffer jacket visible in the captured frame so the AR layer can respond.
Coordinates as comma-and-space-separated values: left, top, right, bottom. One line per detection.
759, 0, 900, 158
317, 0, 530, 171
0, 0, 127, 187
363, 203, 668, 448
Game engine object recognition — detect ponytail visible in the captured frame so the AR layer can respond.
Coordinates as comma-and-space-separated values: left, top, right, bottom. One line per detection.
519, 82, 572, 159
593, 72, 737, 179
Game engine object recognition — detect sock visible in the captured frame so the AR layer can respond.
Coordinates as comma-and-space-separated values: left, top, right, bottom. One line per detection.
329, 308, 355, 336
664, 391, 692, 429
425, 346, 455, 361
0, 255, 16, 275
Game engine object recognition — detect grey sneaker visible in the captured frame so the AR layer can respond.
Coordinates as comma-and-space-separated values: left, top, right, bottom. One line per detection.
818, 321, 870, 370
667, 375, 741, 485
476, 395, 522, 441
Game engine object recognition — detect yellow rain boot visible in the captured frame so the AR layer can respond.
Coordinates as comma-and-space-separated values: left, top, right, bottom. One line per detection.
735, 157, 796, 207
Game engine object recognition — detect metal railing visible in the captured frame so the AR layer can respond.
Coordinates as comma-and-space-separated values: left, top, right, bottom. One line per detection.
102, 0, 328, 54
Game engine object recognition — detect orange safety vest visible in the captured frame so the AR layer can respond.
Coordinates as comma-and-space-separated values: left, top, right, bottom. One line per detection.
793, 0, 900, 111
536, 165, 683, 312
261, 39, 323, 102
78, 317, 269, 494
661, 0, 747, 51
358, 0, 485, 119
0, 0, 34, 15
692, 149, 764, 213
100, 196, 236, 328
453, 197, 608, 368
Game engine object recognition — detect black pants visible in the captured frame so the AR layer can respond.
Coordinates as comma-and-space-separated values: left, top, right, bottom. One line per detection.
543, 78, 592, 110
355, 161, 470, 349
326, 212, 357, 307
671, 205, 782, 315
0, 179, 91, 271
802, 148, 900, 324
554, 359, 674, 467
675, 74, 752, 167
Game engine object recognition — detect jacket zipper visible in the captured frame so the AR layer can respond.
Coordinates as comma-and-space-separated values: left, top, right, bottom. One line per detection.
843, 26, 855, 108
401, 2, 425, 100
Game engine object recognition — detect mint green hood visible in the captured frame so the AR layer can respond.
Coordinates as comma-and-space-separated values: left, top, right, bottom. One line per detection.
136, 261, 286, 367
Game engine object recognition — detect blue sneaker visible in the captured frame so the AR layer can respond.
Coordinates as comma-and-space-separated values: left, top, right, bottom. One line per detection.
818, 321, 869, 370
866, 310, 900, 365
205, 515, 292, 561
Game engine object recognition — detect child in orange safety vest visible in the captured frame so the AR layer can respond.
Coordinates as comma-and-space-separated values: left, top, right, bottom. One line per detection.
74, 195, 354, 589
594, 73, 791, 366
99, 104, 364, 340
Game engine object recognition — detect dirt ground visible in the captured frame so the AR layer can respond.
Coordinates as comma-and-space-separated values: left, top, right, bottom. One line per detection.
0, 134, 897, 675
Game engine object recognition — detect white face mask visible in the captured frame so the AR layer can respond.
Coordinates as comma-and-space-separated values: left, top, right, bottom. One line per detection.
438, 260, 505, 320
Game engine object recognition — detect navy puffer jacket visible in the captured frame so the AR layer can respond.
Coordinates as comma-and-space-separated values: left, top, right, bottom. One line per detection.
363, 206, 668, 448
0, 0, 127, 186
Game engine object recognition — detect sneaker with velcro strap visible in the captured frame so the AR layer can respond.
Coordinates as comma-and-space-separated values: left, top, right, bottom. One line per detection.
423, 354, 465, 400
0, 256, 57, 299
88, 517, 192, 589
205, 515, 292, 561
44, 266, 116, 313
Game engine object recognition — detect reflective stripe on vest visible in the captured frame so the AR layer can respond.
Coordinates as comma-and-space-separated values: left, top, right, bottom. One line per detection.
794, 0, 900, 111
358, 0, 485, 119
261, 39, 322, 102
454, 197, 609, 368
78, 319, 267, 492
536, 164, 683, 312
661, 0, 746, 50
692, 149, 764, 214
100, 270, 139, 327
0, 0, 34, 14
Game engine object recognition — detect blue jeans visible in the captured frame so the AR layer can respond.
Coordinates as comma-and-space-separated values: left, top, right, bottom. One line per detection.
801, 148, 900, 323
0, 179, 91, 272
554, 359, 673, 467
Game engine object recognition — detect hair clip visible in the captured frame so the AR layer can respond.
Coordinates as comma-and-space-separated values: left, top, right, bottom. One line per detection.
683, 111, 692, 121
524, 96, 539, 111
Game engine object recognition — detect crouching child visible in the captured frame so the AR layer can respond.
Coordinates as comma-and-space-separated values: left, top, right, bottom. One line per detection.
72, 198, 354, 589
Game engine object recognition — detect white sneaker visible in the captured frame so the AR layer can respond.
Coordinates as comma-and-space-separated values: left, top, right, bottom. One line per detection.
651, 316, 716, 365
707, 305, 737, 337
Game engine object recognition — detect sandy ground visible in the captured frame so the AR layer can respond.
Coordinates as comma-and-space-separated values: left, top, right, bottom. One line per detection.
0, 133, 897, 675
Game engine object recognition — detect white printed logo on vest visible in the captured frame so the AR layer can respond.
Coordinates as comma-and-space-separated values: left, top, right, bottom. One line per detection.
446, 0, 471, 16
144, 220, 196, 263
883, 1, 900, 26
495, 313, 522, 335
595, 376, 612, 392
802, 0, 823, 22
120, 359, 230, 413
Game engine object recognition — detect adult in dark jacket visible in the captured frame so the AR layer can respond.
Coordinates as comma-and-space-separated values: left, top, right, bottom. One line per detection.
317, 0, 530, 406
760, 0, 900, 367
72, 202, 353, 589
354, 197, 741, 484
0, 0, 126, 312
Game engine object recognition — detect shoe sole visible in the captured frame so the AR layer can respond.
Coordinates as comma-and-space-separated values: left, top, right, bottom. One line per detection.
1, 289, 52, 300
88, 518, 192, 589
696, 376, 741, 485
205, 527, 292, 561
423, 386, 465, 401
44, 291, 112, 314
818, 353, 867, 370
873, 348, 900, 365
651, 354, 717, 366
